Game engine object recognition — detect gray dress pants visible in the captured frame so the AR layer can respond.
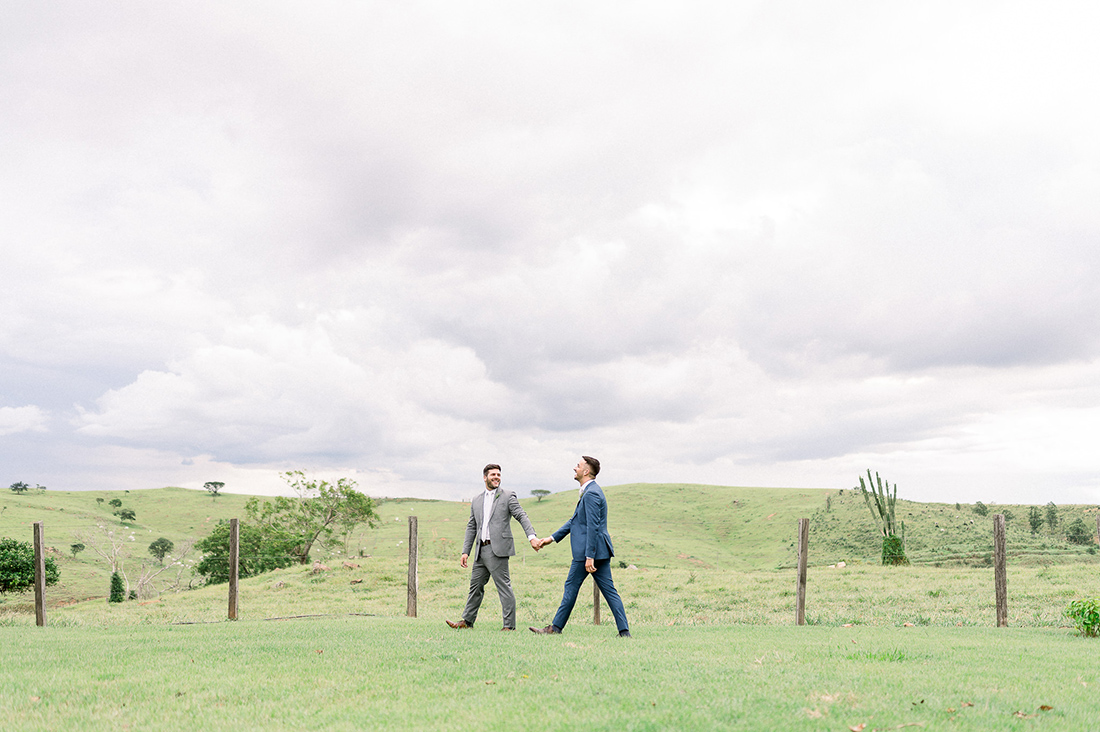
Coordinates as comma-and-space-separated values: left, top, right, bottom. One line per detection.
461, 549, 516, 629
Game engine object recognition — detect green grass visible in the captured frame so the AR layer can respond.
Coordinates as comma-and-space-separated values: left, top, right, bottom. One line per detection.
3, 483, 1098, 610
4, 484, 1100, 730
1, 618, 1096, 731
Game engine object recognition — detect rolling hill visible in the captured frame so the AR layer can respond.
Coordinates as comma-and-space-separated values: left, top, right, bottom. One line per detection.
2, 482, 1097, 609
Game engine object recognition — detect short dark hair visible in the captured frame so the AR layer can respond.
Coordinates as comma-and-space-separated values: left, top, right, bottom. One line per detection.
483, 464, 501, 476
582, 456, 600, 477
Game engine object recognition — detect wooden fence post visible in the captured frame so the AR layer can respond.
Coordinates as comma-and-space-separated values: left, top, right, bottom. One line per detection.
993, 513, 1007, 627
228, 518, 239, 621
407, 516, 418, 617
593, 582, 601, 625
33, 521, 46, 627
1096, 515, 1099, 547
795, 518, 809, 626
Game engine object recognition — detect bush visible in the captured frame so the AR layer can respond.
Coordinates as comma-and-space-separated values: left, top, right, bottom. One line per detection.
109, 572, 125, 603
0, 538, 60, 594
1065, 599, 1100, 637
195, 521, 297, 585
1065, 518, 1094, 546
881, 535, 909, 565
114, 508, 136, 522
972, 502, 989, 517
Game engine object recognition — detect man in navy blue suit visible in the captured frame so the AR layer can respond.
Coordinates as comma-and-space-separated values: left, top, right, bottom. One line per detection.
530, 456, 630, 637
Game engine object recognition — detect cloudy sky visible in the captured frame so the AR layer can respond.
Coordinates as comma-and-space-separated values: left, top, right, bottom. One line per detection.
3, 2, 1099, 504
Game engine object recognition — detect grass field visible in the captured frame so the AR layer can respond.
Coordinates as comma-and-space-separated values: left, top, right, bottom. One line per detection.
3, 482, 1096, 610
2, 618, 1097, 731
3, 483, 1100, 730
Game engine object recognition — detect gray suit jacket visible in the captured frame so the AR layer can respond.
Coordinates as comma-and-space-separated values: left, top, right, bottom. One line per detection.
463, 489, 537, 562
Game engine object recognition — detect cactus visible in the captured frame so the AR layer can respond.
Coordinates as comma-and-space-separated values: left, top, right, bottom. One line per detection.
858, 469, 909, 565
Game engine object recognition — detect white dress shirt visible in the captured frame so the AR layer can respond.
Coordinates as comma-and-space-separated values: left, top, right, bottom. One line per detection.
480, 487, 538, 543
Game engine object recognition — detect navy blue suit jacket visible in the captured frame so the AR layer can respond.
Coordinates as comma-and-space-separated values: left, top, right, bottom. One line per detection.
551, 481, 614, 562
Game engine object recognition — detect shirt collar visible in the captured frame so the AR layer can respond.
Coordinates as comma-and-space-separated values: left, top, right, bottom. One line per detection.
579, 479, 595, 495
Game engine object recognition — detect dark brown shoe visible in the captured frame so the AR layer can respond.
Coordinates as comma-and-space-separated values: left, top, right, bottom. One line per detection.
528, 624, 561, 634
446, 619, 471, 629
501, 627, 515, 631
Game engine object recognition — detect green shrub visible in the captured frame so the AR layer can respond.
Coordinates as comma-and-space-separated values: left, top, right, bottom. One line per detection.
1065, 518, 1094, 546
881, 535, 909, 565
972, 502, 988, 517
109, 572, 125, 603
194, 521, 297, 585
0, 538, 60, 594
1065, 599, 1100, 637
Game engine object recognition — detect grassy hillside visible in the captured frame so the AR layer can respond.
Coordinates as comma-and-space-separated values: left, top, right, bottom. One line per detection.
2, 483, 1097, 612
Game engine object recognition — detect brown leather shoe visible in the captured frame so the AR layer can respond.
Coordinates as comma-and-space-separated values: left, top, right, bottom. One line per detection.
501, 627, 515, 631
528, 624, 561, 634
446, 619, 471, 629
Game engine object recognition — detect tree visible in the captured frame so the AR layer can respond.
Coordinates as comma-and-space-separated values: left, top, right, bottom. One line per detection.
245, 471, 379, 564
96, 497, 105, 505
148, 537, 174, 564
70, 542, 86, 558
10, 481, 30, 494
194, 521, 296, 584
204, 481, 225, 499
972, 502, 989, 517
1028, 506, 1043, 535
857, 469, 908, 565
1065, 518, 1093, 546
74, 523, 132, 574
1045, 502, 1059, 534
531, 489, 551, 502
108, 498, 122, 508
109, 572, 125, 603
115, 508, 136, 522
0, 538, 60, 594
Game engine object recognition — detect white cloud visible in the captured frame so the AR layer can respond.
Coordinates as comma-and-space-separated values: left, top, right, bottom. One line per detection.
0, 405, 49, 436
2, 2, 1100, 504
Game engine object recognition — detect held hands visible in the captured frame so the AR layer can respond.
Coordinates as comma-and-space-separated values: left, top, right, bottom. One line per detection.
539, 537, 554, 549
530, 538, 542, 552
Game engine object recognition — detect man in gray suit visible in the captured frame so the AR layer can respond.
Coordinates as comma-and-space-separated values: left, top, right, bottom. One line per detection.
447, 464, 541, 631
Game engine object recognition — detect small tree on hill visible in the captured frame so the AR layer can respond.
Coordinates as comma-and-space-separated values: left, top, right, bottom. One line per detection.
108, 498, 122, 509
204, 481, 224, 500
109, 571, 125, 603
1065, 518, 1093, 545
148, 537, 174, 564
10, 481, 30, 494
0, 538, 60, 594
531, 489, 550, 502
115, 508, 136, 523
244, 472, 379, 564
1028, 506, 1043, 535
857, 469, 908, 565
1045, 502, 1059, 534
195, 521, 297, 584
96, 497, 104, 506
972, 502, 989, 517
70, 542, 85, 558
